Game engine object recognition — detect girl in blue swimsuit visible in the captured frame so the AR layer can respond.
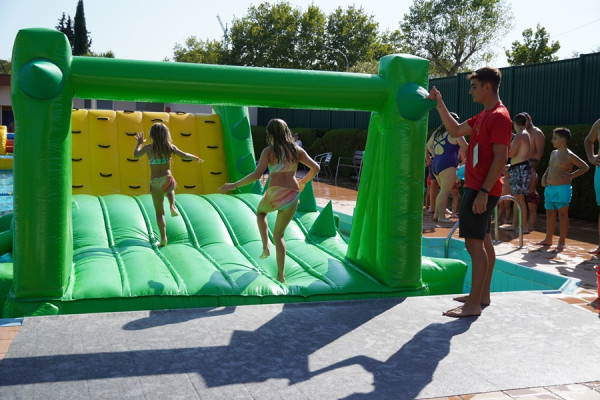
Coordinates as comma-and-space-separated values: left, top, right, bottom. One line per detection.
219, 119, 320, 283
134, 123, 203, 246
426, 112, 468, 222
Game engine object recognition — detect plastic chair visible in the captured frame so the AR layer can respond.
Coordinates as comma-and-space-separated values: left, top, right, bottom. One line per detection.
314, 152, 332, 181
335, 150, 364, 189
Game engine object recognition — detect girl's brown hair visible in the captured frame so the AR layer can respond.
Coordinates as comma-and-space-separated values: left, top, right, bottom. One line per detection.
149, 123, 174, 160
266, 119, 298, 164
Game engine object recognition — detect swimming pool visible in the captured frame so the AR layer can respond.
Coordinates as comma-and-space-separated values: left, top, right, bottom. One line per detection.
0, 171, 13, 215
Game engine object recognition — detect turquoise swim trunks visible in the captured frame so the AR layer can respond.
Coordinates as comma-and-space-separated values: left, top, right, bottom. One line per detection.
544, 184, 572, 210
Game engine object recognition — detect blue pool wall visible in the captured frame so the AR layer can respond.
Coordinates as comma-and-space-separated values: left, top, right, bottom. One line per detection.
422, 237, 580, 295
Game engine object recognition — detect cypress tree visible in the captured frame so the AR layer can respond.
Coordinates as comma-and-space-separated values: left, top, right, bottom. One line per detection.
55, 12, 75, 49
73, 0, 92, 55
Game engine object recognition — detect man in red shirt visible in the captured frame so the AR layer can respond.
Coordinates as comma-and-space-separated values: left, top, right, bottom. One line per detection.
428, 67, 512, 317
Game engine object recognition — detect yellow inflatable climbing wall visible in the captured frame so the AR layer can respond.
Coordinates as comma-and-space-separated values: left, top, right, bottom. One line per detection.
71, 110, 228, 196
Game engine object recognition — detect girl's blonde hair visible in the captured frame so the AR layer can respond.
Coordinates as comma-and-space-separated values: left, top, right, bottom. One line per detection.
266, 119, 298, 164
149, 123, 174, 160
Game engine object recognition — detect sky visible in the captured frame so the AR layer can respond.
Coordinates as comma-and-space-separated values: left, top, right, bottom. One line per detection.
1, 0, 599, 68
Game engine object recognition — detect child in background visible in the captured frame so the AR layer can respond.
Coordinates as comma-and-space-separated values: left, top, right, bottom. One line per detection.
536, 128, 589, 251
134, 123, 203, 247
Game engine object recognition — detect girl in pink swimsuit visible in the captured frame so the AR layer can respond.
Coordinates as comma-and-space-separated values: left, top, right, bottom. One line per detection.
218, 119, 320, 283
134, 123, 203, 247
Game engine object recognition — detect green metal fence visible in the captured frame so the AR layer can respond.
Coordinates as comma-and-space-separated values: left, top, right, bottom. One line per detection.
430, 52, 600, 127
258, 52, 600, 129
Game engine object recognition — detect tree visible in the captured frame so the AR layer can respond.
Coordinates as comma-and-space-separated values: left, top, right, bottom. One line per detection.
0, 60, 11, 74
506, 24, 560, 65
227, 2, 303, 68
73, 0, 92, 56
173, 37, 227, 64
173, 2, 392, 72
56, 12, 75, 48
401, 0, 513, 77
325, 6, 380, 71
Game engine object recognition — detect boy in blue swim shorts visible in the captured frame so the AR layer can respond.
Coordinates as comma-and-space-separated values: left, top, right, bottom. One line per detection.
537, 128, 589, 251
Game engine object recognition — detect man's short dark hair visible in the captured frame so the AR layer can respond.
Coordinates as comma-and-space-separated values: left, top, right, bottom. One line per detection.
553, 127, 571, 142
467, 66, 502, 91
514, 113, 527, 127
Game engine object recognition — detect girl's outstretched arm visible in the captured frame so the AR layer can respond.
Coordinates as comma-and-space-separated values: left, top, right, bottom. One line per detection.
218, 147, 271, 193
171, 145, 204, 163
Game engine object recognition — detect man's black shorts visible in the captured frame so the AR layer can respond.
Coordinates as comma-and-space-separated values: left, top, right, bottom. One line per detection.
459, 188, 500, 240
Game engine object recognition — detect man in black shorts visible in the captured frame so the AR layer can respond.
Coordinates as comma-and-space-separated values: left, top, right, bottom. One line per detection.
428, 67, 512, 317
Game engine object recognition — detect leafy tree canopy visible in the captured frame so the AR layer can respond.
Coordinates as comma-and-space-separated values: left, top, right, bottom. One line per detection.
401, 0, 513, 77
0, 60, 11, 74
505, 24, 560, 66
172, 2, 402, 72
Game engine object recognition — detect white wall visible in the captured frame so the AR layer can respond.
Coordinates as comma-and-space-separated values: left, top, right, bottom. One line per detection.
0, 87, 10, 107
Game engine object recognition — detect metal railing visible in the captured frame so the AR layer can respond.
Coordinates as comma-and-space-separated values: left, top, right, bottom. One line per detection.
443, 194, 523, 257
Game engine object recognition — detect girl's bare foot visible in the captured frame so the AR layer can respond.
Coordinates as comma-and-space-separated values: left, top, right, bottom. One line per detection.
259, 248, 270, 259
276, 273, 286, 283
535, 240, 552, 246
555, 242, 565, 252
170, 207, 179, 217
159, 239, 168, 247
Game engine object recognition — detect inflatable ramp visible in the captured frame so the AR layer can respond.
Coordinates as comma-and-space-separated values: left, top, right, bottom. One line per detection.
3, 193, 467, 316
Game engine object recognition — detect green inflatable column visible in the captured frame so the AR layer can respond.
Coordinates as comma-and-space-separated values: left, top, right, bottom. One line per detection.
346, 54, 433, 289
213, 106, 260, 194
11, 28, 73, 298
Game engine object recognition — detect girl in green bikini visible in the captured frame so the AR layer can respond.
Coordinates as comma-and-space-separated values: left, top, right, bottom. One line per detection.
134, 122, 203, 247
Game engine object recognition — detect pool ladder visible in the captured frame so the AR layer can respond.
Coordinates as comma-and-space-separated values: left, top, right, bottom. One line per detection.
444, 194, 523, 258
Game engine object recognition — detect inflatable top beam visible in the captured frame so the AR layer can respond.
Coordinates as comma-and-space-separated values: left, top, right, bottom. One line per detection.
11, 28, 434, 300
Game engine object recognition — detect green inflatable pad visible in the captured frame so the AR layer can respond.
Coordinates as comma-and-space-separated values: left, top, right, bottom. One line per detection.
2, 193, 467, 316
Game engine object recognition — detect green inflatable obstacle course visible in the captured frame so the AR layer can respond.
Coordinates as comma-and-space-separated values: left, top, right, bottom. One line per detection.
4, 28, 466, 317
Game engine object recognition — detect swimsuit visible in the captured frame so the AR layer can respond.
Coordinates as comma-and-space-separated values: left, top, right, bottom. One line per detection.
257, 186, 300, 213
150, 174, 176, 194
431, 132, 460, 176
508, 160, 532, 195
149, 156, 170, 165
544, 184, 571, 210
257, 160, 300, 212
268, 162, 298, 174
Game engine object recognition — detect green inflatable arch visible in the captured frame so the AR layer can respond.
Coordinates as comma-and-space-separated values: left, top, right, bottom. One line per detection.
6, 28, 466, 316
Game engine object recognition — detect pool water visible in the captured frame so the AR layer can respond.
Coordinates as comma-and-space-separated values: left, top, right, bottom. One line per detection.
0, 171, 13, 215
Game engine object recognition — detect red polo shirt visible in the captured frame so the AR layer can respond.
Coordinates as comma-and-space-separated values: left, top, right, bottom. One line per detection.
465, 102, 512, 197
